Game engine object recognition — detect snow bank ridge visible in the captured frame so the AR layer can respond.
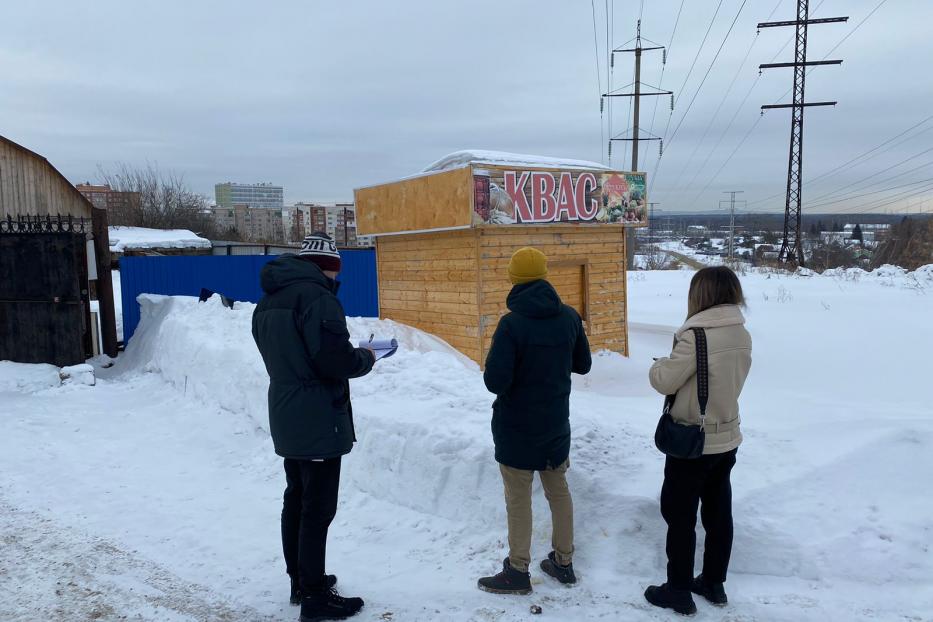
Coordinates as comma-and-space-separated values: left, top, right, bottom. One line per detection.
117, 294, 505, 522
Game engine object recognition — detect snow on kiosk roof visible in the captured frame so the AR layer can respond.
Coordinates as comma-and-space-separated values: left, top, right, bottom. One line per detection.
354, 151, 645, 365
421, 149, 612, 174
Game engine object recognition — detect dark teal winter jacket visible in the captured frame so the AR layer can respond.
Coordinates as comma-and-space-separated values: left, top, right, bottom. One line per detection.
252, 255, 374, 459
483, 279, 592, 471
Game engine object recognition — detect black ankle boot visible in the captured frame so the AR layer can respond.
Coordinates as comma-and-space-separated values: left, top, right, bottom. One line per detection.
540, 551, 577, 585
299, 588, 363, 621
691, 574, 727, 606
645, 583, 697, 616
477, 558, 532, 595
291, 575, 338, 606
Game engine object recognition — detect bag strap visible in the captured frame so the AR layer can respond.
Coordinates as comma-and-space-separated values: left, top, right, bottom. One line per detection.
691, 327, 709, 422
663, 334, 678, 414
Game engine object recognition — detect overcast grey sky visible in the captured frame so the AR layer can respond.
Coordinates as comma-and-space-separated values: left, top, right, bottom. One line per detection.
1, 0, 929, 214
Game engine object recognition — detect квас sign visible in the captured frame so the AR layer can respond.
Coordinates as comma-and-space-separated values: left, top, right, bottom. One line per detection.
472, 167, 647, 227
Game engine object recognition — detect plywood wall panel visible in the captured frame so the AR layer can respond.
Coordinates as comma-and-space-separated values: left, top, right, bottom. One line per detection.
355, 167, 474, 236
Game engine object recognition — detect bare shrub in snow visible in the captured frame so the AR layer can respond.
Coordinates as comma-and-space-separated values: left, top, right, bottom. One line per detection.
97, 163, 218, 237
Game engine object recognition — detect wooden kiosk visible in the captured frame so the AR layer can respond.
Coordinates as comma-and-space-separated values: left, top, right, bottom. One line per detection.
354, 151, 647, 365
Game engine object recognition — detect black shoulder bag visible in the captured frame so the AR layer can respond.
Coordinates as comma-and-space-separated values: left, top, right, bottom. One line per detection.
654, 327, 709, 459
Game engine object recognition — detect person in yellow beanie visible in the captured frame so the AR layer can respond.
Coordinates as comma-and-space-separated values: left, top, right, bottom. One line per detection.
477, 247, 592, 595
507, 247, 548, 285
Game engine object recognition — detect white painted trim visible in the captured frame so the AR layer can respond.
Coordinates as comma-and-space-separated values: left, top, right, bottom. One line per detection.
370, 224, 473, 237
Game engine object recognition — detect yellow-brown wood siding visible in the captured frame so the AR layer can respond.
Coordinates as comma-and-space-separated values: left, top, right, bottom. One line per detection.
376, 224, 628, 366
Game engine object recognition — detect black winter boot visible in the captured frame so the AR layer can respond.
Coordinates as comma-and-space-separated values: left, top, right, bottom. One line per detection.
644, 583, 697, 616
477, 558, 532, 595
290, 575, 338, 606
299, 588, 363, 621
691, 574, 727, 606
540, 551, 577, 585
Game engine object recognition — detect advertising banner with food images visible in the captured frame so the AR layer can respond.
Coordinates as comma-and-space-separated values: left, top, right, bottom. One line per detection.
472, 167, 647, 227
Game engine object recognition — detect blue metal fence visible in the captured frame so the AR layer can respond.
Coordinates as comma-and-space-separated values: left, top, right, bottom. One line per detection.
119, 251, 378, 343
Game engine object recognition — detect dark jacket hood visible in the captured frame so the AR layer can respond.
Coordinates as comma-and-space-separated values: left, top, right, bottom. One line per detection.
260, 254, 335, 295
506, 279, 563, 318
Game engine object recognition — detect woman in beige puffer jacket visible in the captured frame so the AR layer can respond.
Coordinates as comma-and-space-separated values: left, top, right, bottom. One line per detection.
644, 266, 752, 616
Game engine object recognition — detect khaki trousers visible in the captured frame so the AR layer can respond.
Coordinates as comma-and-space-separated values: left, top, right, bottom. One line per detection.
499, 460, 574, 572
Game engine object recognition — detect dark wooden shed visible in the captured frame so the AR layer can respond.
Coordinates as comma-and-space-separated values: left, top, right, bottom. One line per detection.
0, 135, 118, 364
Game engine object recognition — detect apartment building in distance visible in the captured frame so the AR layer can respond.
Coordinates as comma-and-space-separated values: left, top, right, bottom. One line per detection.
75, 183, 141, 223
214, 182, 283, 210
283, 203, 372, 247
211, 204, 284, 243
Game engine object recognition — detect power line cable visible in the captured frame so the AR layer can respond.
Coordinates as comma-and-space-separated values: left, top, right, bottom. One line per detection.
683, 17, 805, 206
605, 0, 611, 163
642, 0, 685, 168
746, 112, 933, 207
836, 179, 933, 215
807, 147, 933, 203
651, 0, 749, 193
684, 0, 883, 208
654, 0, 726, 152
649, 0, 729, 193
805, 176, 933, 210
670, 0, 784, 193
591, 0, 605, 162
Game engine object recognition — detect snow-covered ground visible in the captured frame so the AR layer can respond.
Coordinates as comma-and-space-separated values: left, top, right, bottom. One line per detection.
2, 266, 932, 621
109, 226, 210, 253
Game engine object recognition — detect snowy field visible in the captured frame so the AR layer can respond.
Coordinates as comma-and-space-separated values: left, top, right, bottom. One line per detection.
2, 266, 932, 621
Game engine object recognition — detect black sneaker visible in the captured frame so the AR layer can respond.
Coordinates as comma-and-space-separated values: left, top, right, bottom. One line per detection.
477, 558, 532, 595
540, 551, 577, 585
644, 583, 697, 616
299, 588, 363, 622
291, 576, 339, 606
691, 574, 727, 606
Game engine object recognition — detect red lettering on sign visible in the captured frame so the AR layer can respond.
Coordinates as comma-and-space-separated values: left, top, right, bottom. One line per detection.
504, 171, 532, 222
530, 172, 557, 222
576, 173, 598, 219
555, 173, 577, 221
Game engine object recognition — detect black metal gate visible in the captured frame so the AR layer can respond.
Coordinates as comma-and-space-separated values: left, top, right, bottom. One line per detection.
0, 216, 93, 366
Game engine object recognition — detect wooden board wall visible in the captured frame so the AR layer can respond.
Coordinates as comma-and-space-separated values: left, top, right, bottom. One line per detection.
0, 137, 94, 219
376, 228, 482, 362
476, 225, 628, 363
377, 224, 628, 366
355, 166, 474, 236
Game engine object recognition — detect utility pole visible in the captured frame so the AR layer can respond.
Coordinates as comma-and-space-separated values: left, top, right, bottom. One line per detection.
720, 191, 746, 261
602, 20, 672, 268
647, 202, 661, 240
758, 1, 847, 267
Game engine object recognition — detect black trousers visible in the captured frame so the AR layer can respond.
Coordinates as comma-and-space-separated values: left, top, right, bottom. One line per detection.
660, 448, 737, 590
282, 457, 342, 593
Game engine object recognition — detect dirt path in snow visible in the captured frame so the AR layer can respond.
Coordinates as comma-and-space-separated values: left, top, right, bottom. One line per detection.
0, 500, 278, 622
660, 250, 707, 269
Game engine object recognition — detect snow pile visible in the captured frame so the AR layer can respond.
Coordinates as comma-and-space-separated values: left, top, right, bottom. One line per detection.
108, 226, 211, 253
114, 294, 504, 521
60, 364, 95, 386
422, 149, 611, 173
0, 361, 61, 392
111, 295, 270, 434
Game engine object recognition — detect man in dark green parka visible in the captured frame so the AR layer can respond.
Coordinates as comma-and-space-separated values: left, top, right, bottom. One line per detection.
478, 247, 591, 596
252, 232, 374, 622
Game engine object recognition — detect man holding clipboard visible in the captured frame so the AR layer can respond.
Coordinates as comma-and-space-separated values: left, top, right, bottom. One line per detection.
252, 232, 375, 622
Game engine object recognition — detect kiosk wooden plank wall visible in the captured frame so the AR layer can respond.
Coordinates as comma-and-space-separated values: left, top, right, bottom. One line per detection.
356, 155, 647, 366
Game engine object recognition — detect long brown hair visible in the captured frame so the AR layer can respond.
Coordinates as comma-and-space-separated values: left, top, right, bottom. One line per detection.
687, 266, 745, 318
